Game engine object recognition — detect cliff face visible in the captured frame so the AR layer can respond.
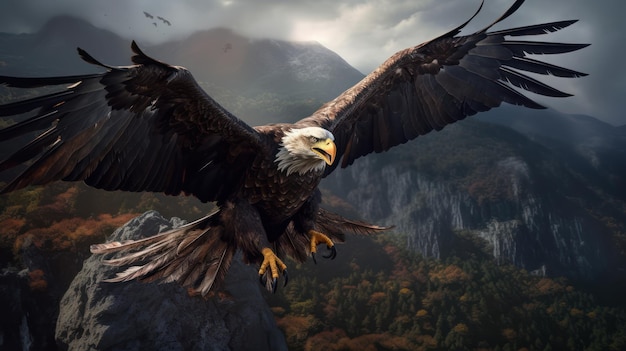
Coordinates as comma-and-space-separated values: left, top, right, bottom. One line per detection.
324, 120, 617, 282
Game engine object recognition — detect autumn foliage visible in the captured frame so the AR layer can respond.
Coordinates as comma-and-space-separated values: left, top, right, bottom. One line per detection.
1, 177, 625, 351
0, 182, 206, 261
267, 233, 626, 351
28, 269, 48, 291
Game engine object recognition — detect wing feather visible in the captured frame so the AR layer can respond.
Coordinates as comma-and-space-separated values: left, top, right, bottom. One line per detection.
0, 41, 264, 203
293, 0, 587, 174
506, 56, 586, 78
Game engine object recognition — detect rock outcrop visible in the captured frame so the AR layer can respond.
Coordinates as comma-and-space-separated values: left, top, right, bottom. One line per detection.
55, 211, 287, 351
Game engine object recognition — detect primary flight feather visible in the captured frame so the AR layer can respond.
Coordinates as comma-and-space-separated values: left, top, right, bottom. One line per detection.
0, 0, 588, 295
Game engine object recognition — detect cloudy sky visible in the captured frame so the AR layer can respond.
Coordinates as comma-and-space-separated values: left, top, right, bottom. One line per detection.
0, 0, 623, 125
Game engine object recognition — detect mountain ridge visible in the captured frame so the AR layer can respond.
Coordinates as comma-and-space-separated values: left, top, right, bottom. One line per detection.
0, 15, 363, 112
1, 14, 624, 283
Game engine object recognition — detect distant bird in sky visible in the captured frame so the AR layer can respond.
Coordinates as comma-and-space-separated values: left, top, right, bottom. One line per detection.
0, 0, 587, 296
143, 11, 171, 27
157, 16, 171, 26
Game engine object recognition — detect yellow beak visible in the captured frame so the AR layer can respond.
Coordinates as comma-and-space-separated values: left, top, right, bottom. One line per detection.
312, 138, 337, 166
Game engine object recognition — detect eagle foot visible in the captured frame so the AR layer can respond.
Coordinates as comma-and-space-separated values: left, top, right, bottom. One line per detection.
258, 247, 288, 293
308, 230, 337, 264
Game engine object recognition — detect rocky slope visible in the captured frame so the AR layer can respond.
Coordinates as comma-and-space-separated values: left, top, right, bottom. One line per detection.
324, 119, 619, 282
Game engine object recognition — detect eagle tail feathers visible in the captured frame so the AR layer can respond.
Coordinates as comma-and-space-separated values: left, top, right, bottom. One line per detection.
92, 211, 234, 296
275, 208, 392, 264
275, 223, 309, 263
316, 208, 392, 239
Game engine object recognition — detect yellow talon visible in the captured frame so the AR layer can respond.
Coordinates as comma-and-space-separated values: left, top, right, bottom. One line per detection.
258, 247, 288, 293
308, 230, 337, 263
259, 247, 287, 278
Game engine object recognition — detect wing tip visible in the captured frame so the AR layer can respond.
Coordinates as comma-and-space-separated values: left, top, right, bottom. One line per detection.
78, 41, 169, 69
476, 0, 526, 34
77, 47, 111, 69
436, 0, 485, 39
130, 40, 170, 68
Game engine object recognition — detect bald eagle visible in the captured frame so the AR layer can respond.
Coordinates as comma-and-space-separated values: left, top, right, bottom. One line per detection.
0, 0, 587, 295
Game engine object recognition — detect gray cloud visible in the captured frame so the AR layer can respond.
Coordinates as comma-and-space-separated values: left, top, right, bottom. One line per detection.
0, 0, 622, 125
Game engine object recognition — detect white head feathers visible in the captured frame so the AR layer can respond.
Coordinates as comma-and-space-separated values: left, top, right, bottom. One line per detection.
275, 127, 335, 176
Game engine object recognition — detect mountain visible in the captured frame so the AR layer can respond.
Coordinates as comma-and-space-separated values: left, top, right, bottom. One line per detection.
2, 14, 626, 350
324, 117, 624, 282
148, 28, 363, 103
478, 107, 626, 201
0, 16, 130, 76
0, 16, 363, 126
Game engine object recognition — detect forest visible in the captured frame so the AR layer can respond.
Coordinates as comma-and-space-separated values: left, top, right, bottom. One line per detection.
267, 231, 626, 350
0, 181, 625, 351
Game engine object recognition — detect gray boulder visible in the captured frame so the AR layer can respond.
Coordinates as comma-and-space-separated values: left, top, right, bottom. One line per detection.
55, 211, 286, 351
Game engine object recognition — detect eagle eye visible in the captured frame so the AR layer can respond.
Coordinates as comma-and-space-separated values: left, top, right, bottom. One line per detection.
310, 136, 319, 143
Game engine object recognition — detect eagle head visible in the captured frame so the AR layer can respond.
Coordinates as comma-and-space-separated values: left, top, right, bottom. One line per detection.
275, 127, 337, 176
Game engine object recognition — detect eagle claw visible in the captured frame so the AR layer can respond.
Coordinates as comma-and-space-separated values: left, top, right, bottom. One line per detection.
311, 246, 337, 264
259, 270, 288, 293
261, 271, 288, 293
258, 247, 288, 293
323, 246, 337, 260
309, 230, 337, 264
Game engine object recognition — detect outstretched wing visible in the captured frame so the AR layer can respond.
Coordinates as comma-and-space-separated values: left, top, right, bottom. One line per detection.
295, 0, 588, 175
0, 41, 262, 202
